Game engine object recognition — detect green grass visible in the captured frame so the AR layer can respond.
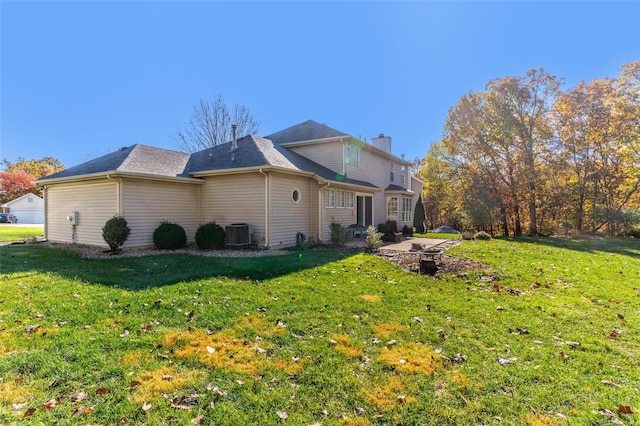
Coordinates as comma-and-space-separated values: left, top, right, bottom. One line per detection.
0, 238, 638, 425
0, 226, 43, 243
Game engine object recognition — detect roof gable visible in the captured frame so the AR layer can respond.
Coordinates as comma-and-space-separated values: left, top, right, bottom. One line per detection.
37, 144, 191, 181
265, 120, 349, 145
1, 192, 43, 207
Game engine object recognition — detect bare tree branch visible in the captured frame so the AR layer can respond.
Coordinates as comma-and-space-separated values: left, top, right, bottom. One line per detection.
175, 96, 260, 153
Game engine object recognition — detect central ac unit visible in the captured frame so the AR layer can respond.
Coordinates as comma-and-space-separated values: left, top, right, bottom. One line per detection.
226, 223, 253, 247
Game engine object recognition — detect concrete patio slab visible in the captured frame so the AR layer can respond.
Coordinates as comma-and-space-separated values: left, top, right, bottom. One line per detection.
379, 237, 450, 252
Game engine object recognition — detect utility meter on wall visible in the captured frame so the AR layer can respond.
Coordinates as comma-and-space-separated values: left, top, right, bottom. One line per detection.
67, 211, 78, 225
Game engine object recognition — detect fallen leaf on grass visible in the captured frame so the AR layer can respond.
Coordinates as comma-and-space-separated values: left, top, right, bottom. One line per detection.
23, 408, 36, 418
601, 380, 621, 388
72, 391, 88, 404
13, 403, 28, 410
130, 380, 142, 389
44, 399, 57, 410
72, 406, 93, 417
96, 387, 109, 395
120, 329, 130, 337
142, 402, 152, 411
617, 405, 633, 415
498, 357, 516, 366
565, 341, 580, 348
597, 408, 623, 424
24, 324, 41, 333
558, 351, 570, 360
276, 410, 288, 419
191, 415, 205, 424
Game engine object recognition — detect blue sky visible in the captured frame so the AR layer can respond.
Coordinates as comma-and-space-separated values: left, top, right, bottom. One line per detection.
2, 1, 639, 169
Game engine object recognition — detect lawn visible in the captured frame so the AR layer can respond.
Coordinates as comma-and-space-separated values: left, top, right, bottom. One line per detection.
0, 237, 638, 425
0, 226, 43, 243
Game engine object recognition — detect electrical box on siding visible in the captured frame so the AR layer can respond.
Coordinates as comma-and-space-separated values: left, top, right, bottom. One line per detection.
67, 211, 78, 225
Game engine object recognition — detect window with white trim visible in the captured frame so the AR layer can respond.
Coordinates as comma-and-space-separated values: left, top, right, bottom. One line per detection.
400, 165, 406, 185
346, 144, 360, 166
390, 161, 395, 182
336, 190, 345, 208
387, 196, 399, 222
402, 197, 413, 222
346, 191, 354, 208
324, 189, 335, 208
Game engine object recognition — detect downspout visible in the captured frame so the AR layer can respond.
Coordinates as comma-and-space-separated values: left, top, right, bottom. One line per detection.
319, 182, 331, 243
106, 174, 122, 216
42, 185, 47, 241
259, 169, 269, 248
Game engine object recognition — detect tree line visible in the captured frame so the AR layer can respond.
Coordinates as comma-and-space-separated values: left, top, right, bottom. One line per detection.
419, 61, 640, 237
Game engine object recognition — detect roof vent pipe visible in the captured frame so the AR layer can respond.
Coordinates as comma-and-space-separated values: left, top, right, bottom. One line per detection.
231, 124, 238, 151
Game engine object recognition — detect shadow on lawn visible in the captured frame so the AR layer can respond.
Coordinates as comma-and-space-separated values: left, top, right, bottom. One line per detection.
504, 236, 640, 259
0, 245, 357, 290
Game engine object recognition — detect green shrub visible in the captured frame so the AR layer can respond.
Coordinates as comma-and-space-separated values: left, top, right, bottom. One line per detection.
402, 225, 413, 236
329, 217, 348, 246
195, 222, 225, 250
473, 231, 492, 240
385, 220, 398, 233
153, 221, 187, 250
365, 225, 384, 251
377, 222, 391, 233
102, 216, 130, 254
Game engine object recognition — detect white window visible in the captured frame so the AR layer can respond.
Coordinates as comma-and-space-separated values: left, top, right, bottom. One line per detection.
400, 166, 406, 185
346, 144, 360, 166
336, 190, 345, 208
390, 161, 395, 182
324, 189, 335, 208
346, 191, 354, 208
402, 197, 413, 222
387, 196, 399, 222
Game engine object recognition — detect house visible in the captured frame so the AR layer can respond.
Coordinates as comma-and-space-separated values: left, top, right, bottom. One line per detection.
35, 120, 424, 248
1, 192, 45, 224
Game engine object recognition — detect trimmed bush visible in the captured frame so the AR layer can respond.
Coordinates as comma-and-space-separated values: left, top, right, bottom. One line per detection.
195, 222, 225, 250
102, 216, 130, 254
473, 231, 492, 240
402, 224, 413, 236
153, 221, 187, 250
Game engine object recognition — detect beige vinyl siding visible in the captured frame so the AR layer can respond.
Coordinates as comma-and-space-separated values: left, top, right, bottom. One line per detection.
199, 173, 266, 244
45, 180, 118, 246
269, 173, 314, 248
121, 179, 199, 247
288, 141, 345, 175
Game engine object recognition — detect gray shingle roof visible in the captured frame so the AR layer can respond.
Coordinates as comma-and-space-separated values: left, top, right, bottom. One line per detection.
37, 144, 191, 181
265, 120, 349, 145
385, 184, 411, 192
185, 135, 378, 189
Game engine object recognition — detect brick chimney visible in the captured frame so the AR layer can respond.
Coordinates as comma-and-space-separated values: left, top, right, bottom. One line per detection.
371, 133, 391, 153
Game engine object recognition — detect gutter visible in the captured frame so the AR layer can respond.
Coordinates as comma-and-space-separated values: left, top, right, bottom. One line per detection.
258, 168, 270, 247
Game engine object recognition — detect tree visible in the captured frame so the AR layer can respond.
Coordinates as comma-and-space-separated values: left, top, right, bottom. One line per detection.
175, 96, 260, 153
485, 69, 561, 235
2, 156, 65, 179
413, 193, 426, 233
0, 171, 38, 204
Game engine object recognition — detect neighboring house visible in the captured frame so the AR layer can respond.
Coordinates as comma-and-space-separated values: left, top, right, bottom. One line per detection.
35, 120, 423, 248
1, 192, 44, 224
